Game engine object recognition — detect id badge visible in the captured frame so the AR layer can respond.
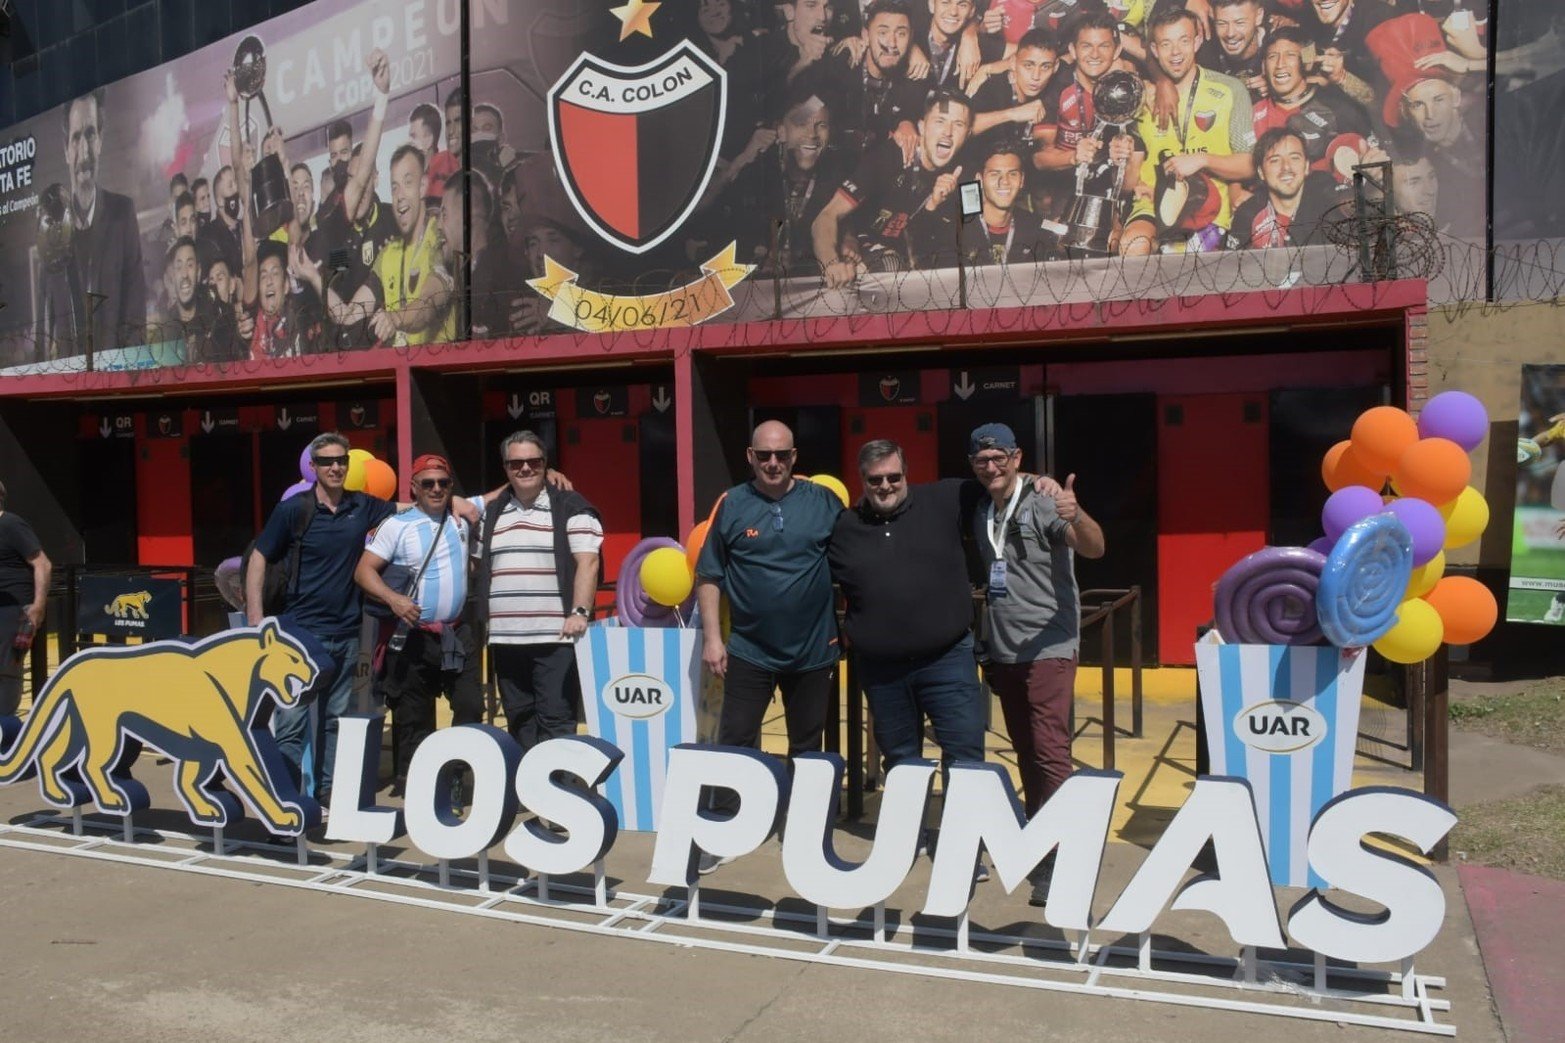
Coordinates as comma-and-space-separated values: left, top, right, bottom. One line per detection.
988, 560, 1009, 599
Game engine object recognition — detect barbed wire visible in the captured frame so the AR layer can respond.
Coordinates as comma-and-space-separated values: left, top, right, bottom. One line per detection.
4, 213, 1565, 378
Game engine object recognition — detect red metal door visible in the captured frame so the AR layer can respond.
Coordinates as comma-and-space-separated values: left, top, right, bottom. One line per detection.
137, 436, 194, 566
559, 417, 643, 594
1156, 394, 1269, 665
840, 405, 939, 499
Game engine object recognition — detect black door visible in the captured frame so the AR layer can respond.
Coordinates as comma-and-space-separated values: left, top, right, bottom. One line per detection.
78, 437, 137, 564
190, 433, 257, 566
750, 405, 842, 482
1269, 386, 1386, 546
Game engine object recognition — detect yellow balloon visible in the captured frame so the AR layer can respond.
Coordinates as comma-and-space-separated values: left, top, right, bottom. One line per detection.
344, 448, 373, 492
1404, 552, 1445, 599
1438, 486, 1489, 549
1372, 599, 1445, 665
640, 547, 694, 607
809, 474, 850, 507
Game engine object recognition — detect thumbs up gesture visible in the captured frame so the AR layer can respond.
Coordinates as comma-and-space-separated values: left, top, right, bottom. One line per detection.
1055, 473, 1080, 523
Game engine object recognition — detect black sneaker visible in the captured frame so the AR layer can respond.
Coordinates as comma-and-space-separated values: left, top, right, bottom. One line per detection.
388, 777, 406, 798
1028, 864, 1053, 907
449, 776, 468, 811
697, 851, 734, 875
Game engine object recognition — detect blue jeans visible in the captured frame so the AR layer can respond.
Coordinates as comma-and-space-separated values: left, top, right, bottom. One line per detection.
272, 632, 359, 798
856, 633, 984, 773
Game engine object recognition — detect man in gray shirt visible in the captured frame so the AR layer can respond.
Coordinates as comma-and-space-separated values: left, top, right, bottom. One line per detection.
968, 423, 1105, 904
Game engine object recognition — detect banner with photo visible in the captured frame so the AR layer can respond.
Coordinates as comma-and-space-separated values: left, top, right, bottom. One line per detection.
0, 0, 1496, 371
1508, 364, 1565, 626
1492, 0, 1565, 298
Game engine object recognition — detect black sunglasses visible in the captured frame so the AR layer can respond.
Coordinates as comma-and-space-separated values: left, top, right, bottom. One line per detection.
751, 448, 796, 462
865, 473, 904, 487
418, 478, 453, 491
312, 454, 349, 469
504, 456, 547, 471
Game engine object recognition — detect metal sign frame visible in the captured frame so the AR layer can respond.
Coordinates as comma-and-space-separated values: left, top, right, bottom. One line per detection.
0, 812, 1453, 1036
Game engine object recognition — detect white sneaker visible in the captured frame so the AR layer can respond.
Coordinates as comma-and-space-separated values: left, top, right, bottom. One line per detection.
1545, 597, 1565, 624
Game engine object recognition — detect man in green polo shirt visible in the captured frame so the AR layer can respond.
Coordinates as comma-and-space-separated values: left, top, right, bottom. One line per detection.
695, 419, 843, 873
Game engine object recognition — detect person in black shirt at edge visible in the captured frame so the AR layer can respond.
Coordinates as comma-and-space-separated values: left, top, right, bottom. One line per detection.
812, 86, 973, 285
0, 480, 50, 719
1227, 127, 1346, 250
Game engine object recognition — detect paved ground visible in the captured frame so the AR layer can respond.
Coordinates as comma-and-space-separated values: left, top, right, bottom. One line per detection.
0, 668, 1524, 1042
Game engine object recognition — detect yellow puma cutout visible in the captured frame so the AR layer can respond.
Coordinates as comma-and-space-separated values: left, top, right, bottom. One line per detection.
0, 620, 319, 834
105, 591, 154, 618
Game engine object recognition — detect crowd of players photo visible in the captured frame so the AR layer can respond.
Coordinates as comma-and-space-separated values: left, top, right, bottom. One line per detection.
38, 0, 1490, 363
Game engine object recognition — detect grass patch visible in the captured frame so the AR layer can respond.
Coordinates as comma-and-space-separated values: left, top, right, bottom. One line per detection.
1449, 683, 1565, 754
1453, 785, 1565, 881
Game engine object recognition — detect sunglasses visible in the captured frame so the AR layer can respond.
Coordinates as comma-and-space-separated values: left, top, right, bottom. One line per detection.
417, 478, 452, 491
750, 448, 796, 462
865, 473, 904, 487
771, 503, 784, 533
504, 456, 547, 472
312, 454, 349, 469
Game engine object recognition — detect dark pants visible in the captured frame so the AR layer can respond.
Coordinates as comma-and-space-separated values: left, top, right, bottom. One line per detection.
491, 642, 580, 754
857, 633, 984, 774
0, 604, 25, 718
382, 622, 483, 777
708, 655, 834, 815
985, 656, 1077, 817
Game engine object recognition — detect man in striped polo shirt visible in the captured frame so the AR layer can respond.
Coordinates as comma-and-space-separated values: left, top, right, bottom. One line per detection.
472, 431, 603, 753
355, 454, 484, 789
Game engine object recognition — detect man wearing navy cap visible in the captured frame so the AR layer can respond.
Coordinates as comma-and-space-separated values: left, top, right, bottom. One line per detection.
969, 421, 1104, 906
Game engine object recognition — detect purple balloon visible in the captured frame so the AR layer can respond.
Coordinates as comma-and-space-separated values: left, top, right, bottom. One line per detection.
280, 479, 312, 502
616, 537, 685, 628
1214, 546, 1327, 645
298, 444, 316, 483
1417, 391, 1488, 452
1307, 536, 1333, 555
1385, 497, 1445, 566
1322, 486, 1384, 543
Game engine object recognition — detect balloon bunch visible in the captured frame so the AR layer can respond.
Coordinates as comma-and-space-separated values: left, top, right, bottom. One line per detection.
280, 443, 398, 503
1213, 391, 1497, 663
1318, 392, 1497, 662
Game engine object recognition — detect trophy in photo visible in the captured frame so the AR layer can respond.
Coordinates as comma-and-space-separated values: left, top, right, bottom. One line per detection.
1061, 70, 1143, 258
232, 34, 294, 238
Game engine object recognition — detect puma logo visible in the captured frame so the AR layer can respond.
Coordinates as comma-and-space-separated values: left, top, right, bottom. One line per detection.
105, 591, 153, 619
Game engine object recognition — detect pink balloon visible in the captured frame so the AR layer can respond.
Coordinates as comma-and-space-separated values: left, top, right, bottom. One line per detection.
1322, 486, 1385, 543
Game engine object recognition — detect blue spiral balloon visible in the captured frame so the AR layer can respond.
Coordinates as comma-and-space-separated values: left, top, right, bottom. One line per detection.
1316, 513, 1415, 648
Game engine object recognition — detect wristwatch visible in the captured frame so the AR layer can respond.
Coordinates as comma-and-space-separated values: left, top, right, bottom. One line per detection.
571, 606, 590, 618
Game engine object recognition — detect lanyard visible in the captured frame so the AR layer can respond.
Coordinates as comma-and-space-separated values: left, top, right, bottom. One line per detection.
1173, 68, 1202, 151
980, 220, 1016, 263
986, 479, 1026, 560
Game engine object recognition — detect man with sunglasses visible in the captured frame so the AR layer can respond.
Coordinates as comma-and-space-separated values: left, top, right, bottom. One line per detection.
354, 454, 484, 795
246, 433, 400, 806
968, 422, 1104, 906
693, 420, 843, 874
471, 431, 603, 755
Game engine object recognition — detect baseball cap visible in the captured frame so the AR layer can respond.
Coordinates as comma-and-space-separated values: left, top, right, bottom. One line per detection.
411, 453, 451, 476
969, 423, 1019, 456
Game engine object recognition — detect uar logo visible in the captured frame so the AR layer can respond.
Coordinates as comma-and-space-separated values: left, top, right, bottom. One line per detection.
605, 673, 672, 720
1235, 699, 1327, 754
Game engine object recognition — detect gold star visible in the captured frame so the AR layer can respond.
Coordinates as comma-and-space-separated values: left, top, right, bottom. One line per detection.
611, 0, 661, 41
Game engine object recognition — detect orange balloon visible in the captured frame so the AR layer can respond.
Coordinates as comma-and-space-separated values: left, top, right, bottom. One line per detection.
685, 519, 711, 574
1322, 440, 1387, 492
1393, 438, 1471, 506
1423, 576, 1497, 646
363, 458, 398, 501
1351, 407, 1419, 473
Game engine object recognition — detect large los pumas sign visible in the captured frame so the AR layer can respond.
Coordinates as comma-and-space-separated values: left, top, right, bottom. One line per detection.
0, 623, 1457, 974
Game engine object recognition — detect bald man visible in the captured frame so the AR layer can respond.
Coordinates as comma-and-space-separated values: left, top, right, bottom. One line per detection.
694, 420, 844, 873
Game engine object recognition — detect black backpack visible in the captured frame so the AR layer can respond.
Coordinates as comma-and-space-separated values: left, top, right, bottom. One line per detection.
243, 491, 317, 616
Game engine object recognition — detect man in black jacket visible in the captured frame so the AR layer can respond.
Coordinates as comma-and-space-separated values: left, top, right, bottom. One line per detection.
470, 431, 602, 753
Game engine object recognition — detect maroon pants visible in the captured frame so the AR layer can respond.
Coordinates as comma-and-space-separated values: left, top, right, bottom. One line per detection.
985, 656, 1077, 816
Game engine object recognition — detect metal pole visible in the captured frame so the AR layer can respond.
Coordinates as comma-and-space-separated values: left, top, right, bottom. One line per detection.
1129, 587, 1143, 739
1101, 612, 1116, 771
1423, 648, 1450, 861
62, 565, 78, 660
955, 207, 967, 310
459, 0, 472, 341
1407, 660, 1426, 772
846, 653, 863, 820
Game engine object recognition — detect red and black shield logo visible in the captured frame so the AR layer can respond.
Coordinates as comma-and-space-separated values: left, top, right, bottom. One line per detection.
548, 41, 726, 255
1195, 110, 1216, 133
